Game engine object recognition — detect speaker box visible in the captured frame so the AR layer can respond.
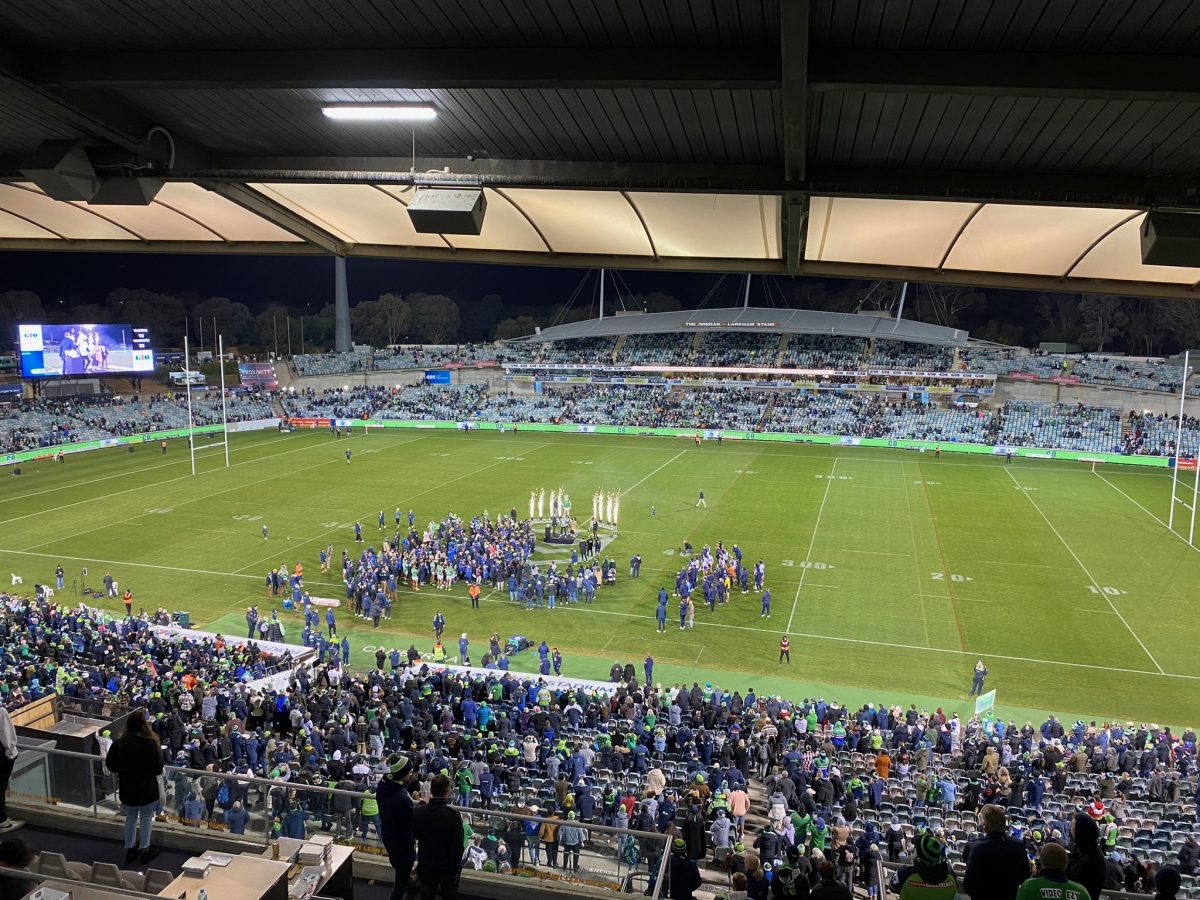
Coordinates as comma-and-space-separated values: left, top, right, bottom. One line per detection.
19, 140, 100, 201
12, 468, 20, 475
407, 188, 487, 235
1141, 211, 1200, 267
89, 176, 165, 206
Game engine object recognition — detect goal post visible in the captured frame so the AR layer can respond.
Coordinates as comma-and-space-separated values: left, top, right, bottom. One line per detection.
1166, 350, 1199, 546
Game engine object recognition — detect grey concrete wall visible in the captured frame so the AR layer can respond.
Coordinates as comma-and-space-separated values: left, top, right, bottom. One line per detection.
993, 378, 1200, 416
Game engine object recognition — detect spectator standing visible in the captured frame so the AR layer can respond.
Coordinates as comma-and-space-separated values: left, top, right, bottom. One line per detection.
1016, 844, 1090, 900
412, 774, 465, 900
0, 706, 17, 833
1155, 867, 1182, 900
378, 754, 417, 900
964, 805, 1031, 900
1068, 814, 1106, 900
892, 833, 957, 900
558, 811, 585, 872
810, 860, 853, 900
670, 837, 702, 900
104, 708, 164, 864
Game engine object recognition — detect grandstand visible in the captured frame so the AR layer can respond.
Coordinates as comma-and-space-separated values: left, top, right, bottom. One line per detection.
3, 1, 1200, 898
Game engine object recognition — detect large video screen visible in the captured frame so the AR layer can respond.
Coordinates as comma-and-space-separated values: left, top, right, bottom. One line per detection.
18, 324, 155, 378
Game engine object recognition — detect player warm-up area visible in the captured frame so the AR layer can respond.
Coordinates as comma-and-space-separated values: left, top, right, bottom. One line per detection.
2, 428, 1197, 727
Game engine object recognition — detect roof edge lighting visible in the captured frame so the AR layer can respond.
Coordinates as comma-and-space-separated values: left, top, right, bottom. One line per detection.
321, 104, 437, 122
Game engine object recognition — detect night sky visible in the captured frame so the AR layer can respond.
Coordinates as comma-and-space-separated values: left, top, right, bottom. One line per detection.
0, 250, 777, 314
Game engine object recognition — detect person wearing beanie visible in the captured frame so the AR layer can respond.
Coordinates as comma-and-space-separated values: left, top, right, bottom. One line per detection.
772, 844, 812, 900
892, 832, 958, 900
964, 805, 1032, 900
1016, 844, 1090, 900
411, 775, 467, 900
670, 836, 702, 900
1154, 866, 1182, 900
378, 752, 418, 900
1068, 813, 1105, 900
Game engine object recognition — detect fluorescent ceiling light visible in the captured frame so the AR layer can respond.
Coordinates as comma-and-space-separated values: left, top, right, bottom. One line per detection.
322, 105, 437, 122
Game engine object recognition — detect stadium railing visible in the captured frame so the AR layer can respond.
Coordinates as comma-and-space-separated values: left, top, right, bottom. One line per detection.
8, 742, 672, 899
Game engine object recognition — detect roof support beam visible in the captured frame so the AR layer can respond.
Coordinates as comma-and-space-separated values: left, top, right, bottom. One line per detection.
25, 47, 1200, 101
802, 166, 1200, 208
199, 182, 347, 256
20, 48, 779, 90
809, 49, 1200, 102
168, 157, 786, 193
783, 191, 807, 276
0, 62, 210, 168
780, 0, 808, 183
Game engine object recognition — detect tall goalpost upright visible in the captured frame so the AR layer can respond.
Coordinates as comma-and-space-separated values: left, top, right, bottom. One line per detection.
182, 333, 232, 476
1166, 350, 1199, 545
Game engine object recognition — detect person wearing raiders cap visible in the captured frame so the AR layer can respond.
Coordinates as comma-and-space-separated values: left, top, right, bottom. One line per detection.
892, 833, 958, 900
378, 752, 418, 900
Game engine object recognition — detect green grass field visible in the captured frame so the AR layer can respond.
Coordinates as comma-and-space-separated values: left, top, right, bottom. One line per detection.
2, 428, 1198, 729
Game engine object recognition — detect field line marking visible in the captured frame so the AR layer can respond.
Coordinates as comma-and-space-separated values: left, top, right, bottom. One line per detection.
0, 547, 344, 589
1093, 470, 1200, 558
0, 431, 294, 506
17, 436, 431, 553
3, 431, 364, 527
1004, 467, 1165, 674
623, 448, 689, 494
903, 463, 933, 648
232, 440, 558, 575
786, 458, 836, 634
918, 461, 968, 652
475, 593, 1200, 681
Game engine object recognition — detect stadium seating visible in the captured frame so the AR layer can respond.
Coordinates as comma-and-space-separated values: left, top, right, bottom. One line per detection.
292, 348, 372, 376
699, 333, 781, 367
997, 402, 1124, 454
777, 335, 868, 370
615, 334, 692, 365
869, 340, 955, 371
0, 392, 277, 453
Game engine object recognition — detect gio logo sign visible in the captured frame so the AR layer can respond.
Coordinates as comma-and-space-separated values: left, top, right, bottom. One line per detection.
18, 326, 43, 351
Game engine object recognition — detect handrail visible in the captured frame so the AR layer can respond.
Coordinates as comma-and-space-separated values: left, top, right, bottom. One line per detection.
18, 742, 670, 842
9, 739, 676, 859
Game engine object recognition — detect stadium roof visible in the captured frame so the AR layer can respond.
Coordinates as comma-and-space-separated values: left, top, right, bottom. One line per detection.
521, 307, 967, 347
1, 1, 1200, 298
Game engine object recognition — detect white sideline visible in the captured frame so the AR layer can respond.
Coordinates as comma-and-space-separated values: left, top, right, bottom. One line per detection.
1003, 467, 1165, 674
786, 458, 837, 634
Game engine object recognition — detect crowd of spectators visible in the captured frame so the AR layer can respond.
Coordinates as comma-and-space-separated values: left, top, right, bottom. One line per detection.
11, 385, 1195, 459
292, 345, 492, 377
963, 349, 1192, 396
0, 593, 290, 713
3, 589, 1198, 898
0, 390, 276, 453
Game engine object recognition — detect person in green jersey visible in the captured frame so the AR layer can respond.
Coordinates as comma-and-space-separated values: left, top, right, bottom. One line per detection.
1016, 844, 1091, 900
893, 832, 958, 900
